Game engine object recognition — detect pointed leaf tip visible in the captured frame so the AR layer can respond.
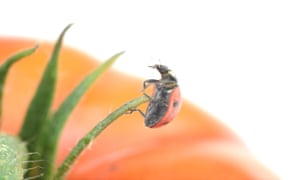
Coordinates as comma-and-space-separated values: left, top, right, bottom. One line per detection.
0, 45, 38, 127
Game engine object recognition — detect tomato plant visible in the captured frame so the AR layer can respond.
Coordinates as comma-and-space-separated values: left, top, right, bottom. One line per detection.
0, 29, 278, 179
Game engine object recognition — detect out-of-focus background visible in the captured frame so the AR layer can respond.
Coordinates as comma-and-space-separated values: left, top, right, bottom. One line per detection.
1, 1, 300, 179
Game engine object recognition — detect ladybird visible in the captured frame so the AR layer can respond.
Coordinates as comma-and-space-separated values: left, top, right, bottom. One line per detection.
135, 64, 182, 128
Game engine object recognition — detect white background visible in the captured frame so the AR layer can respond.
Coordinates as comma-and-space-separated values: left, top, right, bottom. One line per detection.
1, 1, 300, 179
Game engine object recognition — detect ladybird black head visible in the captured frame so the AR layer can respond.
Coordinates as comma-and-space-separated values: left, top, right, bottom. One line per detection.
149, 64, 178, 85
148, 64, 171, 75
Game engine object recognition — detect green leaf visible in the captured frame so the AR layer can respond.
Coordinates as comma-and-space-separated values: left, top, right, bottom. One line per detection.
19, 24, 72, 179
0, 46, 38, 128
41, 51, 124, 179
54, 95, 149, 179
0, 134, 27, 180
19, 24, 72, 141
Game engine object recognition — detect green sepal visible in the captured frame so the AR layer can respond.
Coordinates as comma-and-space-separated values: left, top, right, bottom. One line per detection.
0, 46, 38, 127
19, 24, 72, 179
41, 51, 124, 179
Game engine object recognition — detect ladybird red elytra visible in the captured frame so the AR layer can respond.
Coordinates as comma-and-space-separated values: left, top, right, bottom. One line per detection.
136, 64, 182, 128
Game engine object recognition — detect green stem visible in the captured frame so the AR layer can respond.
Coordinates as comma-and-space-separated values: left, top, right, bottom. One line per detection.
53, 95, 148, 179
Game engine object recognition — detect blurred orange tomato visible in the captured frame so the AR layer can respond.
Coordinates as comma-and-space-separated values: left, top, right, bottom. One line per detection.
0, 37, 277, 179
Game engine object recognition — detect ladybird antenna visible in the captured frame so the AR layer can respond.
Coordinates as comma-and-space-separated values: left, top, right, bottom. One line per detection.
149, 56, 154, 61
158, 58, 162, 65
148, 56, 163, 65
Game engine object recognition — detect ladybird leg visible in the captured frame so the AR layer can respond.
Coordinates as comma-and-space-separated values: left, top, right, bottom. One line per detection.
141, 79, 159, 100
143, 79, 159, 90
126, 108, 146, 117
143, 92, 152, 100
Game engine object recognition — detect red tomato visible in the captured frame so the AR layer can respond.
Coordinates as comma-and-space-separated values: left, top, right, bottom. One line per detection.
0, 37, 278, 179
